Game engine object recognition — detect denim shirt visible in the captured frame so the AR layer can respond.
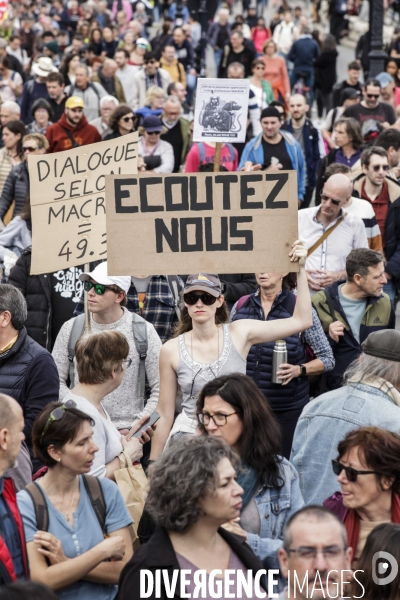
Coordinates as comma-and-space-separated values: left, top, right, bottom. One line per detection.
291, 382, 400, 506
246, 458, 304, 569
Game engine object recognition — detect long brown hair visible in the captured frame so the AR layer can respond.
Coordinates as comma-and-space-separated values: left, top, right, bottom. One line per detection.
174, 302, 229, 337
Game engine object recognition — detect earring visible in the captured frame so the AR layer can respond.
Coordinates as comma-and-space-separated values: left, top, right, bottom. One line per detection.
58, 459, 61, 462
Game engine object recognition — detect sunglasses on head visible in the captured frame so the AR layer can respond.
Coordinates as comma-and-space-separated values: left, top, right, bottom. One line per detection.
371, 164, 390, 172
122, 115, 134, 122
331, 459, 379, 482
40, 399, 77, 446
366, 93, 380, 99
184, 292, 217, 306
320, 192, 341, 206
84, 281, 115, 295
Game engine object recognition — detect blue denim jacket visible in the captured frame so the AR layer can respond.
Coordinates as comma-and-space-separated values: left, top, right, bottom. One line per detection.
291, 382, 400, 506
246, 458, 304, 569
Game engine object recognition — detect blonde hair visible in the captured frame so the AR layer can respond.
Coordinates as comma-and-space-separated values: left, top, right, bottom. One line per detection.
23, 132, 49, 150
145, 85, 166, 107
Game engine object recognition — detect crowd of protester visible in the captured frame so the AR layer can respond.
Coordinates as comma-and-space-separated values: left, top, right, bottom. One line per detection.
1, 0, 400, 598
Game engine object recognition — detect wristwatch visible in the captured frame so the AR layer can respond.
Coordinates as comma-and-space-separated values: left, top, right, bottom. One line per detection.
300, 364, 307, 376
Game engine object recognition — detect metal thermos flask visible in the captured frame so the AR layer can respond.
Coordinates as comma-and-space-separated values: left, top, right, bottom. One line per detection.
272, 340, 288, 384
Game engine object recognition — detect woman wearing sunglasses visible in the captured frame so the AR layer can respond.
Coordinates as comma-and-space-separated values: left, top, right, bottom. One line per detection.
196, 373, 304, 568
62, 330, 153, 480
17, 401, 133, 598
103, 104, 136, 141
149, 241, 312, 458
137, 115, 174, 174
324, 426, 400, 566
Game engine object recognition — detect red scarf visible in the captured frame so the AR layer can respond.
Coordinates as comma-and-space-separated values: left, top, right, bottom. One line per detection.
344, 493, 400, 554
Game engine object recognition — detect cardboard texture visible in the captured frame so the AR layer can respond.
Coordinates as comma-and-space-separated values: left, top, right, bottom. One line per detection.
105, 171, 299, 276
29, 132, 138, 274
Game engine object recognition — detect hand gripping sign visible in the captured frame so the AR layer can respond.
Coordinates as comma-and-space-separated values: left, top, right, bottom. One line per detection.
29, 132, 138, 274
105, 170, 299, 276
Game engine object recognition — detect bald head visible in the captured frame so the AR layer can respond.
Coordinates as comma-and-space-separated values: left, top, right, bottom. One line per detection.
0, 394, 19, 430
289, 94, 309, 121
324, 173, 352, 200
103, 59, 117, 77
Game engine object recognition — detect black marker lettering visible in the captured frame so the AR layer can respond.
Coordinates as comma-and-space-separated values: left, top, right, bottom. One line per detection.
265, 174, 289, 209
155, 218, 179, 253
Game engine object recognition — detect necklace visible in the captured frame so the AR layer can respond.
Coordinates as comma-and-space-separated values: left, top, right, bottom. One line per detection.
63, 490, 76, 524
189, 326, 221, 402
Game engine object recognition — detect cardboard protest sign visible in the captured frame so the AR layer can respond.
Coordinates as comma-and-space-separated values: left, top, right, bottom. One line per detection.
193, 78, 250, 144
105, 171, 298, 276
30, 132, 138, 274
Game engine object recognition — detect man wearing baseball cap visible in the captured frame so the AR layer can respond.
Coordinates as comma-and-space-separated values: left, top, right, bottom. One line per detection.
52, 261, 161, 433
46, 95, 101, 152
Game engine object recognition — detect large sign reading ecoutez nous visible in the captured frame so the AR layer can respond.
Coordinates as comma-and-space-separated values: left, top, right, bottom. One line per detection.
105, 171, 299, 276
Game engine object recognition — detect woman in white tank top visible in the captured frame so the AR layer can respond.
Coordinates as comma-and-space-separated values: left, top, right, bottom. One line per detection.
150, 241, 312, 458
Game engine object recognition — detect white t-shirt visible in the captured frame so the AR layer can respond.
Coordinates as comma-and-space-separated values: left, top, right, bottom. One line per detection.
64, 391, 122, 478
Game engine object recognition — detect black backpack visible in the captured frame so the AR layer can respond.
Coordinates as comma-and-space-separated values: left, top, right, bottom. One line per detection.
25, 475, 107, 534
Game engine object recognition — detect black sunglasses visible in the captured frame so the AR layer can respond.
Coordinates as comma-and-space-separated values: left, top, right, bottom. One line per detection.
332, 459, 379, 482
122, 115, 134, 122
84, 281, 115, 295
320, 192, 341, 206
366, 93, 380, 99
23, 146, 40, 152
184, 292, 217, 306
372, 164, 390, 172
40, 400, 77, 446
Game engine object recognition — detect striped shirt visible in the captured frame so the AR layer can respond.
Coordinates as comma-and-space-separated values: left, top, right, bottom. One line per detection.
344, 196, 383, 252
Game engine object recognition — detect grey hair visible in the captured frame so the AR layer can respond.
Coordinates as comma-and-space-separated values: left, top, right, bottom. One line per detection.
0, 285, 27, 331
100, 95, 119, 109
1, 100, 21, 115
344, 353, 400, 390
146, 436, 239, 532
164, 95, 183, 113
76, 63, 90, 75
283, 506, 348, 551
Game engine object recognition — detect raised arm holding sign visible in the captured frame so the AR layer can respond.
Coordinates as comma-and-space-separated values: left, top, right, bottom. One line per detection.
149, 242, 312, 458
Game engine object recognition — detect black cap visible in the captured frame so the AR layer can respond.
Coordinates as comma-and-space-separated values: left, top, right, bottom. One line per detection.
341, 87, 360, 103
361, 330, 400, 362
260, 106, 282, 120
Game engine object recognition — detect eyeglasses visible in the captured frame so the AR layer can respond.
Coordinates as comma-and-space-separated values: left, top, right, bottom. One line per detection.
40, 399, 77, 446
320, 192, 341, 206
84, 281, 115, 295
122, 358, 132, 369
287, 546, 346, 563
197, 412, 237, 426
184, 292, 217, 306
146, 130, 161, 135
366, 93, 380, 99
122, 115, 134, 122
23, 146, 40, 152
371, 164, 390, 172
332, 459, 379, 482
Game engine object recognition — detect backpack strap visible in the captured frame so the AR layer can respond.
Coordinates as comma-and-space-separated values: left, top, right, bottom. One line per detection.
25, 482, 49, 532
166, 275, 181, 320
323, 288, 336, 321
82, 475, 107, 535
132, 313, 148, 400
198, 141, 205, 163
67, 314, 85, 388
236, 294, 250, 312
69, 83, 75, 96
88, 82, 101, 101
65, 128, 81, 148
329, 107, 338, 133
